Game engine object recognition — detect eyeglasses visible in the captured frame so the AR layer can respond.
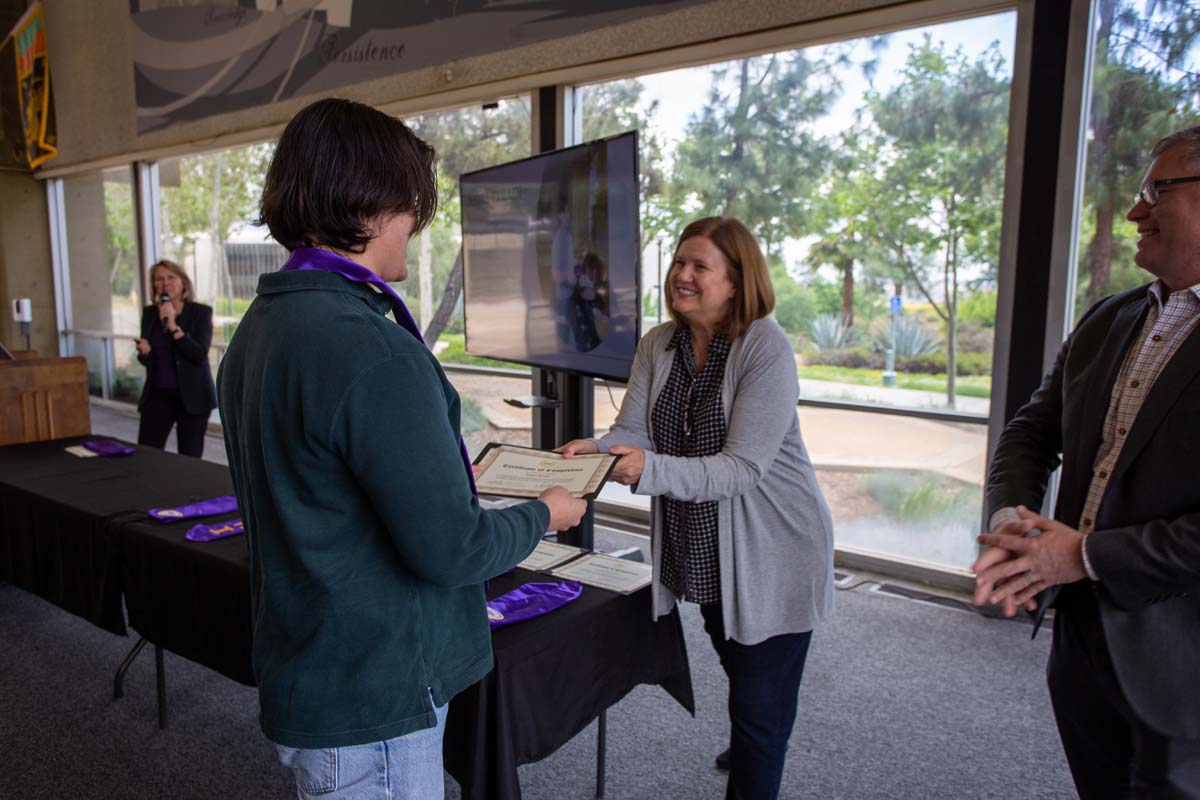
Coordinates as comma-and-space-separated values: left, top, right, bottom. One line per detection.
1135, 175, 1200, 208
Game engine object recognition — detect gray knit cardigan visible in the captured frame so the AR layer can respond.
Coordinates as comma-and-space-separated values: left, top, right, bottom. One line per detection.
595, 317, 834, 644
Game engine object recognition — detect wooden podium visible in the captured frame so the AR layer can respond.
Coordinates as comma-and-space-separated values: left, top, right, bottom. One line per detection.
0, 356, 91, 445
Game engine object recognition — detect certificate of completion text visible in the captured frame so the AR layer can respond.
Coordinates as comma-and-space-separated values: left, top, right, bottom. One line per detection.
474, 444, 616, 499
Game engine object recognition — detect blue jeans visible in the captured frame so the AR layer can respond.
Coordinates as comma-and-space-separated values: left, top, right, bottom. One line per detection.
701, 603, 813, 800
275, 699, 448, 800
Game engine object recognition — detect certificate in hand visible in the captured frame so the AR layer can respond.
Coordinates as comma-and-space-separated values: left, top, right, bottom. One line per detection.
473, 443, 617, 500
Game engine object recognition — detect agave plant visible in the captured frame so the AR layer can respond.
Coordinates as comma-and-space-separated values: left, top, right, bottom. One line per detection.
870, 313, 942, 357
807, 313, 855, 351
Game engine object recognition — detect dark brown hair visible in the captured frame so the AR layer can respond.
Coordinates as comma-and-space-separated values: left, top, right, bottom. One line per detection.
663, 216, 775, 339
258, 98, 437, 252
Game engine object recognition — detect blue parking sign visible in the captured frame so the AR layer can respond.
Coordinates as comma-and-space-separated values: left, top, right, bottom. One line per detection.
889, 295, 902, 313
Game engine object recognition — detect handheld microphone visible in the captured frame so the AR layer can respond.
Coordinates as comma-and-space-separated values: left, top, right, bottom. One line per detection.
158, 293, 170, 304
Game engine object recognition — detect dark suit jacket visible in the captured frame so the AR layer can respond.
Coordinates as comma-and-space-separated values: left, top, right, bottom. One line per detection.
137, 301, 218, 416
986, 283, 1200, 739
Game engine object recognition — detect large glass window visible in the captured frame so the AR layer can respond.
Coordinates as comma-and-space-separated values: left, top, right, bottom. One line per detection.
1072, 1, 1200, 323
158, 142, 277, 380
405, 96, 534, 454
60, 166, 143, 402
578, 12, 1018, 571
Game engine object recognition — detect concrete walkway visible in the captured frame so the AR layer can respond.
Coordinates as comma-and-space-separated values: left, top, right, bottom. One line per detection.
91, 365, 990, 489
442, 373, 989, 486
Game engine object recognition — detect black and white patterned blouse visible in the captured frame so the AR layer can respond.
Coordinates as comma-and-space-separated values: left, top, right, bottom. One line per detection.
650, 325, 731, 604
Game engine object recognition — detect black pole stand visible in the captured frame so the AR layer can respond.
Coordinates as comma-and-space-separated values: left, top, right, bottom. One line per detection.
113, 636, 148, 699
527, 369, 594, 549
113, 636, 169, 729
595, 709, 607, 798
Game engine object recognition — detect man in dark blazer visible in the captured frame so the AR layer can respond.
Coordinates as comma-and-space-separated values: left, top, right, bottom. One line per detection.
973, 127, 1200, 797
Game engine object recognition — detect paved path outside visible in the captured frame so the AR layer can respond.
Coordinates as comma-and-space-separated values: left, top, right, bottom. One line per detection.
92, 366, 989, 488
444, 373, 988, 486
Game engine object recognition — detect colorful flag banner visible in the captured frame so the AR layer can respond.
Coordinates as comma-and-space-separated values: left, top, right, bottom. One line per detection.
11, 3, 56, 168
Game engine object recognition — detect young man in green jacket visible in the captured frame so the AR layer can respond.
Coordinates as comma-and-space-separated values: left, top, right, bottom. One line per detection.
218, 97, 585, 800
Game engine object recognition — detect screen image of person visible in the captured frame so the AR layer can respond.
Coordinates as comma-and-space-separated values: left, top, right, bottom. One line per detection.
571, 251, 609, 352
551, 199, 576, 350
559, 216, 835, 800
216, 98, 586, 800
134, 259, 217, 458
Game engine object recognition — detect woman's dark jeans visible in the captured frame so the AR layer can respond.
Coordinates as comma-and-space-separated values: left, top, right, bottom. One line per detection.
701, 603, 813, 800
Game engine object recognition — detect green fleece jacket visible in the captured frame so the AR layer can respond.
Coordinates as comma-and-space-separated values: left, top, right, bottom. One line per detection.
217, 269, 547, 749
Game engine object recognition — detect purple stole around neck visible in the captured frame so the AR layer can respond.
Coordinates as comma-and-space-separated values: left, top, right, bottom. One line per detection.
280, 248, 477, 494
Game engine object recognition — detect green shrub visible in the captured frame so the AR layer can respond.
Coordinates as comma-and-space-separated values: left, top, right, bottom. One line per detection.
808, 313, 855, 350
460, 395, 488, 435
897, 353, 944, 374
897, 350, 992, 376
958, 289, 997, 328
805, 347, 880, 369
869, 313, 942, 357
956, 351, 992, 376
860, 470, 982, 525
773, 284, 818, 338
111, 367, 144, 403
954, 320, 994, 355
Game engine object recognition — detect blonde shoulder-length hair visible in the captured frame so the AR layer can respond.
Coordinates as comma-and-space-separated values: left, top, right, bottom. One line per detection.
663, 216, 775, 340
149, 259, 195, 303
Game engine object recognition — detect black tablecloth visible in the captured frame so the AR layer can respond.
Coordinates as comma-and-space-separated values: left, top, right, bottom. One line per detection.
111, 510, 253, 686
0, 438, 694, 797
444, 569, 694, 800
0, 438, 235, 634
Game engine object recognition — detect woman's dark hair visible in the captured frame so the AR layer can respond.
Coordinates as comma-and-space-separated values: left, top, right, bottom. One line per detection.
259, 97, 437, 252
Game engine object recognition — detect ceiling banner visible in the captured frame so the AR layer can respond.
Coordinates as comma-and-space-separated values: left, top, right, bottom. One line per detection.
130, 0, 705, 134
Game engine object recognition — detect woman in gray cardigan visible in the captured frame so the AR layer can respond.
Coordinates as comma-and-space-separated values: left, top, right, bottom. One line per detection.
562, 217, 834, 800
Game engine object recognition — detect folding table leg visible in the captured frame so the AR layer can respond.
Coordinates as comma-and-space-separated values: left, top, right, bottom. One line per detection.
155, 645, 168, 729
596, 709, 607, 798
113, 636, 149, 699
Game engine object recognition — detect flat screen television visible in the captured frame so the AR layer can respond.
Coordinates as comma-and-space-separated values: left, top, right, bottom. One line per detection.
460, 131, 641, 382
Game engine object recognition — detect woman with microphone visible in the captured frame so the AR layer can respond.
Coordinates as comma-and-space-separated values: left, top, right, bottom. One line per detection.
134, 259, 217, 457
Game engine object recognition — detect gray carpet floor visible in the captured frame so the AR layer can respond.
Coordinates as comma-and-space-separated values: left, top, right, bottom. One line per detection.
0, 407, 1078, 798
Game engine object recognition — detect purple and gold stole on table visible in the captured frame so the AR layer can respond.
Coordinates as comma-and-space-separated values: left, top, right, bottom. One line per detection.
487, 581, 583, 629
280, 247, 477, 495
148, 495, 238, 521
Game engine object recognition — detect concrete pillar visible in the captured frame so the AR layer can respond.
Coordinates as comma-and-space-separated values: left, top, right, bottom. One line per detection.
0, 172, 56, 357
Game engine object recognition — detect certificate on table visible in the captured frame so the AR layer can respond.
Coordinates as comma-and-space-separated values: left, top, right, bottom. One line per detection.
550, 553, 652, 594
517, 540, 587, 572
473, 443, 616, 500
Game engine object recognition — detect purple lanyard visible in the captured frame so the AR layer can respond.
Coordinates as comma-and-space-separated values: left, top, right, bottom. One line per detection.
281, 248, 477, 495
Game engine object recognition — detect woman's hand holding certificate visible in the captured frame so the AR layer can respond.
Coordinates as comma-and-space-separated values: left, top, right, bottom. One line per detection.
473, 443, 617, 501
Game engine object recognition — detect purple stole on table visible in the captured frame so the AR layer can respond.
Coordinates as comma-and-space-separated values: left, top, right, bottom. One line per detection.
487, 581, 583, 629
83, 439, 135, 457
148, 495, 238, 521
281, 248, 477, 495
186, 519, 244, 542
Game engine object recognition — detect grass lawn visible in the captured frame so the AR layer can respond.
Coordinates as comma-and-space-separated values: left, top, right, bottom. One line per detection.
798, 364, 991, 398
434, 335, 992, 399
435, 333, 523, 370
